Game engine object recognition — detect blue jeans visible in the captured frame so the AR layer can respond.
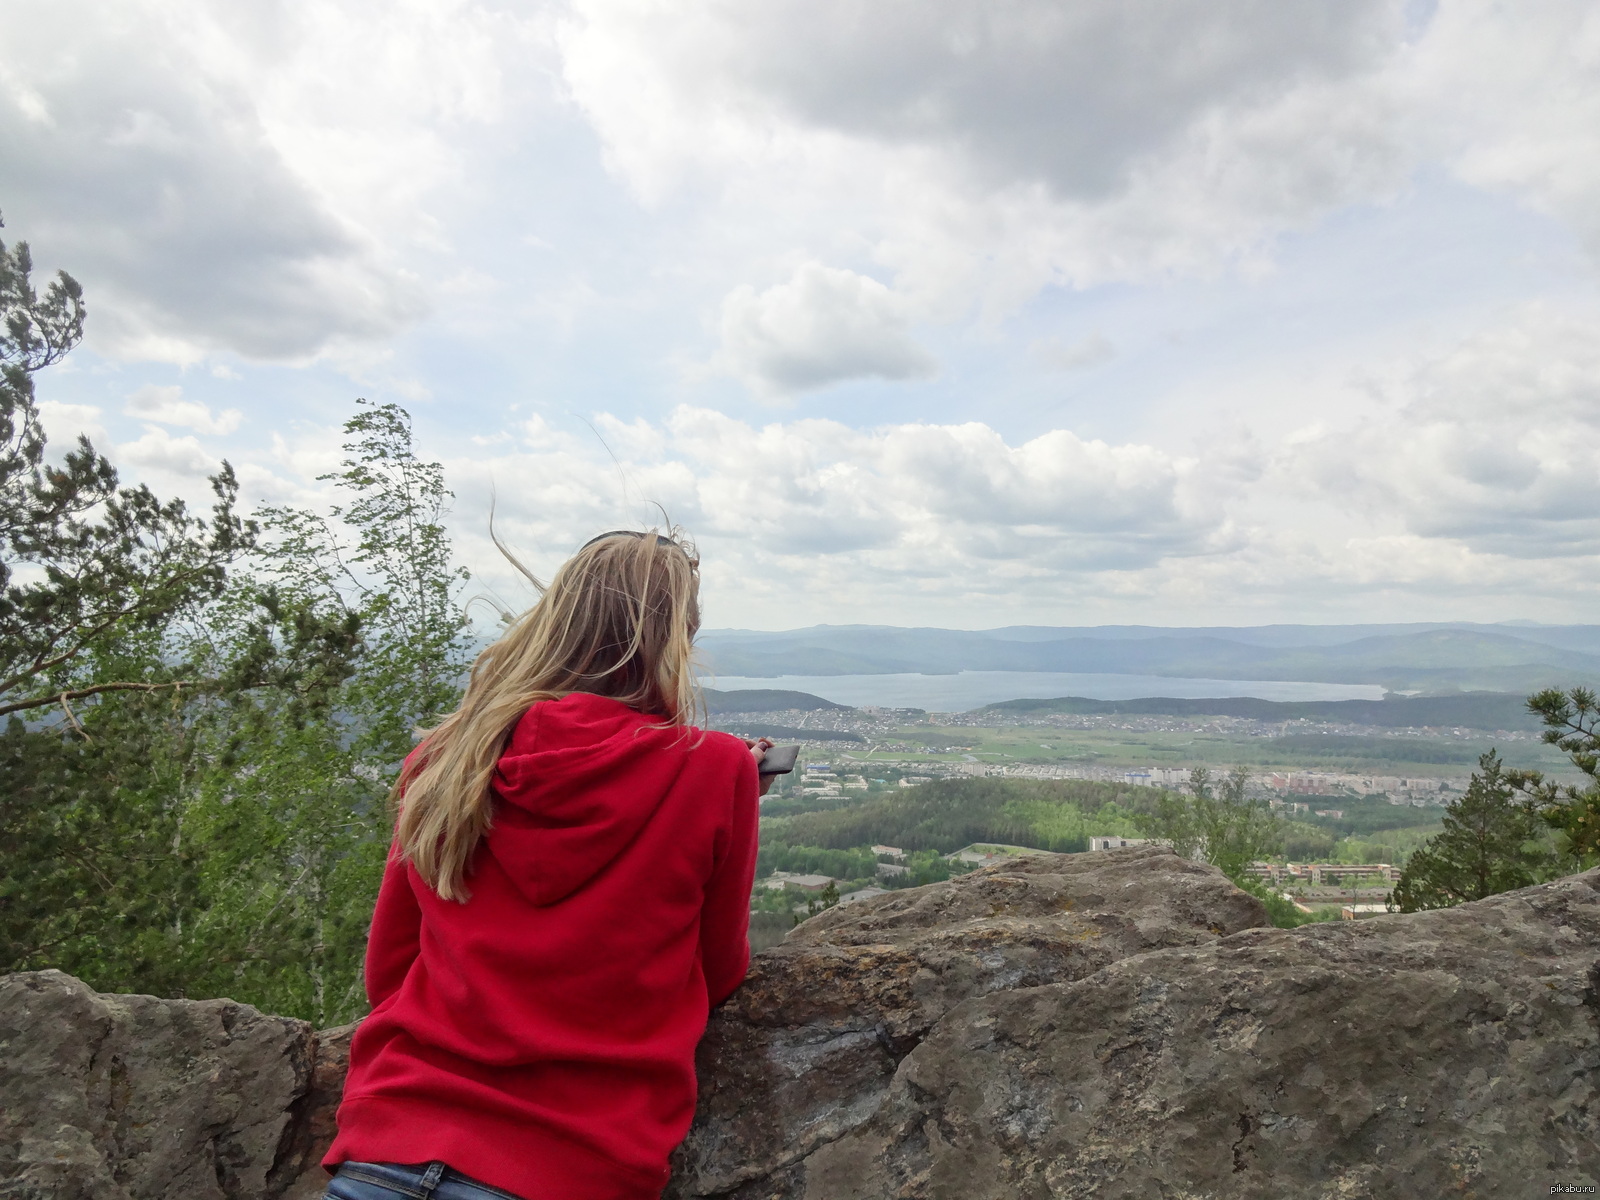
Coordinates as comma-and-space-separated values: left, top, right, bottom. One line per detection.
323, 1161, 528, 1200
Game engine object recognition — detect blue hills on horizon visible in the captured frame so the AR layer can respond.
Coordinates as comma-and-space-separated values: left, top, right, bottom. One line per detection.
695, 621, 1600, 695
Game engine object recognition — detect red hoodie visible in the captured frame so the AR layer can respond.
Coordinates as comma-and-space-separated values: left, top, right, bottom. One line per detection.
324, 692, 760, 1200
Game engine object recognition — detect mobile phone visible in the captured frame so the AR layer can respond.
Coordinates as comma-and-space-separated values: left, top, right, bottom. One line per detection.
757, 744, 800, 775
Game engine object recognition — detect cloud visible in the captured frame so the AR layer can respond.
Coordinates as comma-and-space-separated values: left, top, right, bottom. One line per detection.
125, 384, 242, 435
1415, 0, 1600, 253
686, 0, 1397, 202
1031, 333, 1115, 372
0, 0, 522, 364
716, 264, 937, 394
454, 406, 1231, 582
117, 426, 218, 477
35, 401, 109, 454
1285, 310, 1600, 558
559, 0, 1408, 305
433, 307, 1600, 625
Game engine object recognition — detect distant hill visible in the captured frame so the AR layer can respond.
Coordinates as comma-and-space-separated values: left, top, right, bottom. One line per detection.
707, 721, 863, 743
700, 687, 851, 713
979, 692, 1541, 731
697, 623, 1600, 693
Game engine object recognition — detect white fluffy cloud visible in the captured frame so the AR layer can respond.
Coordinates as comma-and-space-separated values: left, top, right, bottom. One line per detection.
429, 301, 1600, 624
717, 264, 936, 394
0, 0, 521, 363
117, 426, 219, 477
559, 0, 1408, 310
125, 385, 242, 435
1286, 311, 1600, 558
10, 0, 1600, 626
453, 406, 1233, 587
1416, 0, 1600, 253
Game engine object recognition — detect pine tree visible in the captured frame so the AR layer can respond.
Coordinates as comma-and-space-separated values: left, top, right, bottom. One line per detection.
1394, 751, 1551, 911
1507, 687, 1600, 859
0, 214, 251, 725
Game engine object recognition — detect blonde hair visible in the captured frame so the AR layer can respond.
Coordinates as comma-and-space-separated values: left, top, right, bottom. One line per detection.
395, 528, 702, 900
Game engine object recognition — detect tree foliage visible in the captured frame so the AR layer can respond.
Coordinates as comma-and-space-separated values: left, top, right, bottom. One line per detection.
0, 215, 251, 724
1508, 687, 1600, 859
1393, 751, 1554, 912
1138, 766, 1284, 884
0, 213, 471, 1025
257, 398, 471, 763
769, 777, 1153, 856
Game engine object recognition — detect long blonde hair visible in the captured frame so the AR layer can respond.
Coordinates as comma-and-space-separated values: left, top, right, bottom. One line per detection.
395, 528, 703, 900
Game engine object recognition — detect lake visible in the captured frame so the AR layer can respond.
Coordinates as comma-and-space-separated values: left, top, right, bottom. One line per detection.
698, 670, 1387, 711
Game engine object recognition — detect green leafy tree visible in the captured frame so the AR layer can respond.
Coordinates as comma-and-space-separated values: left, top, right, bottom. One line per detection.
0, 589, 366, 1002
1394, 750, 1554, 911
1141, 766, 1283, 882
0, 215, 263, 994
1507, 687, 1600, 860
0, 219, 467, 1022
175, 401, 472, 1023
257, 399, 472, 762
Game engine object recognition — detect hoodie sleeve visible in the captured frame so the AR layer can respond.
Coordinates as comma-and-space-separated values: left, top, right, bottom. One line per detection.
365, 838, 424, 1009
700, 753, 760, 1007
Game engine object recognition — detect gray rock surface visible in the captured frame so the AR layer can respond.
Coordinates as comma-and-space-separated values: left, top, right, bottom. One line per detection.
279, 1021, 356, 1200
7, 848, 1598, 1199
712, 863, 1600, 1199
0, 969, 316, 1200
670, 845, 1270, 1197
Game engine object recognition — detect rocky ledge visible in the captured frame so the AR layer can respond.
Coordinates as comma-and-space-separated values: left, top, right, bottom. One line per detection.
4, 846, 1598, 1199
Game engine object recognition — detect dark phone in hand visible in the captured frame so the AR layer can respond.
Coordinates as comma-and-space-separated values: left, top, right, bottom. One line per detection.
757, 744, 800, 775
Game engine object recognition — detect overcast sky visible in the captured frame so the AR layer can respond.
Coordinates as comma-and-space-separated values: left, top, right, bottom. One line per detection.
4, 0, 1600, 630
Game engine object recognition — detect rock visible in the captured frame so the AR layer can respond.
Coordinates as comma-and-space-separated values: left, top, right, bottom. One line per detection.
669, 845, 1270, 1197
750, 867, 1600, 1198
11, 849, 1597, 1199
278, 1021, 358, 1200
0, 969, 315, 1200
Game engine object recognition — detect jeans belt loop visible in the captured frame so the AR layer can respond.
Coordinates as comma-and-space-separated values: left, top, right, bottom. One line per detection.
420, 1163, 446, 1195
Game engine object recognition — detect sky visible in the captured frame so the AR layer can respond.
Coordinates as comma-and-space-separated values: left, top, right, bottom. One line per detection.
4, 0, 1600, 631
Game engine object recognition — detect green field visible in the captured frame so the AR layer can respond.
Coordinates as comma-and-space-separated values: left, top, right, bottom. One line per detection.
841, 722, 1566, 777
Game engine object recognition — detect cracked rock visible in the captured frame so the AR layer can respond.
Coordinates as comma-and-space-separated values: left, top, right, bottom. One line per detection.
0, 969, 315, 1200
752, 866, 1600, 1199
667, 845, 1268, 1198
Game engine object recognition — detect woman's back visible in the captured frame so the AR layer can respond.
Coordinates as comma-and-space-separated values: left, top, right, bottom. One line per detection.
326, 692, 759, 1200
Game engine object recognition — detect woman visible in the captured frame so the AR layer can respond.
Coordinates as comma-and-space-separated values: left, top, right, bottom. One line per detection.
322, 529, 768, 1200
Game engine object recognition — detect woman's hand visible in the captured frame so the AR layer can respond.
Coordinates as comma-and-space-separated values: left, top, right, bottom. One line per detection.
744, 737, 777, 797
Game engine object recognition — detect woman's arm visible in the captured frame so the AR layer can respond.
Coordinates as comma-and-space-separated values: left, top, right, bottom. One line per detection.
364, 838, 424, 1009
699, 753, 761, 1007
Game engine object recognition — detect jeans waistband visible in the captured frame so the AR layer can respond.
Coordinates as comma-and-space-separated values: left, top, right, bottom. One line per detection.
335, 1161, 527, 1200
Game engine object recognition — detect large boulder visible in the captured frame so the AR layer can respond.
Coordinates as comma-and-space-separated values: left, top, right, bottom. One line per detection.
8, 848, 1598, 1199
670, 845, 1270, 1197
0, 970, 316, 1200
722, 864, 1600, 1198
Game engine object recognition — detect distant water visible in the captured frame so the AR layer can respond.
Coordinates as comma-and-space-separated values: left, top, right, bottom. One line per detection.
700, 670, 1387, 711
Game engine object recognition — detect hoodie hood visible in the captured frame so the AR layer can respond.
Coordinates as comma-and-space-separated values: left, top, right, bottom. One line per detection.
487, 692, 692, 906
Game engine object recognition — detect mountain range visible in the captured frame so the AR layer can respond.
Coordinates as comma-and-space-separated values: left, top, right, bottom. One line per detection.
696, 622, 1600, 694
